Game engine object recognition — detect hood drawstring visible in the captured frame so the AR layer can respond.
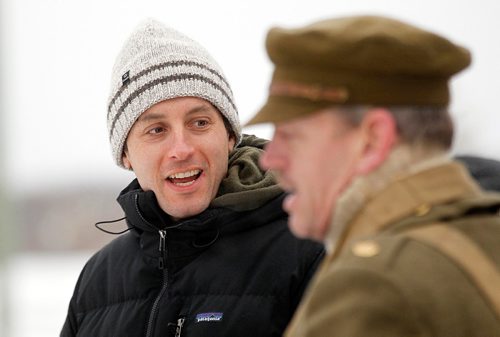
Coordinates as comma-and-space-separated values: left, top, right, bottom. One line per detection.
95, 216, 130, 235
192, 228, 220, 248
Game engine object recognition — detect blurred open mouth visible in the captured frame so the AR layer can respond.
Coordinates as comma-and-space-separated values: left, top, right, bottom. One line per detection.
167, 169, 202, 187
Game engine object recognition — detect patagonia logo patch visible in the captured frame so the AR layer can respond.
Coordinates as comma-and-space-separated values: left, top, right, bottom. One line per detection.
195, 312, 223, 323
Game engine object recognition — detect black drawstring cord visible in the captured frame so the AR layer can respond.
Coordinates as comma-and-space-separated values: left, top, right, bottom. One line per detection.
192, 228, 220, 248
95, 216, 130, 235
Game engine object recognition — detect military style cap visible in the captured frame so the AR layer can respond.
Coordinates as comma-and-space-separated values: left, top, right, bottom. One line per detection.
247, 15, 471, 125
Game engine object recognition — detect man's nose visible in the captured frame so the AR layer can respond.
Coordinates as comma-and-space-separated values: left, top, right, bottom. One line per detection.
167, 131, 195, 160
260, 139, 287, 171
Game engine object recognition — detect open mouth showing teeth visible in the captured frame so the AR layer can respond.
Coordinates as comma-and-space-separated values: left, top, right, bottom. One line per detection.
167, 169, 202, 187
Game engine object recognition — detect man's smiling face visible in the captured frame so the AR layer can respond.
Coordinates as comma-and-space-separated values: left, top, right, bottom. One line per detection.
123, 96, 235, 220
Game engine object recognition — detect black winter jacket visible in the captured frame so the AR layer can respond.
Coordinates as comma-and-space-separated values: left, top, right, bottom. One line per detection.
61, 136, 324, 337
455, 155, 500, 192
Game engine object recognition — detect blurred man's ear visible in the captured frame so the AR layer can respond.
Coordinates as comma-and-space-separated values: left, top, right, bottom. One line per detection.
355, 108, 397, 175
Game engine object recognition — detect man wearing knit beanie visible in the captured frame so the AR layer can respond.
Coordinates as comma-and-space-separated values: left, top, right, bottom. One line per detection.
247, 15, 500, 336
61, 19, 323, 337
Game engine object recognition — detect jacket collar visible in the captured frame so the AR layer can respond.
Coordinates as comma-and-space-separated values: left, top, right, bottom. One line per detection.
117, 178, 287, 236
117, 179, 228, 234
344, 161, 480, 236
327, 160, 500, 256
116, 178, 287, 267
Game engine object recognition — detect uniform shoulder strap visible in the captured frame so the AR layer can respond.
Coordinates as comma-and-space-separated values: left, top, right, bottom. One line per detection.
401, 223, 500, 320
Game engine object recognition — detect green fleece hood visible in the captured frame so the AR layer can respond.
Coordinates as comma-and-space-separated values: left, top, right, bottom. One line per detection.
211, 134, 283, 211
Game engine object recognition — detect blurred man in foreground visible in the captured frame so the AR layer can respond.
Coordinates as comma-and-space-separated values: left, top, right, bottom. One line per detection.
248, 15, 500, 337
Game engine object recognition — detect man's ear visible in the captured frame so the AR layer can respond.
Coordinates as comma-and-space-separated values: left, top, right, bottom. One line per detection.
122, 151, 133, 170
228, 135, 236, 153
355, 108, 397, 175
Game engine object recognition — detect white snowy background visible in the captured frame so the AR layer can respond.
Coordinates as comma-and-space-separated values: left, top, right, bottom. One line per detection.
1, 0, 499, 336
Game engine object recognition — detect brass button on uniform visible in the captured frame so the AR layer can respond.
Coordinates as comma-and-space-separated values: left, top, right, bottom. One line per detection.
352, 240, 380, 257
414, 203, 431, 216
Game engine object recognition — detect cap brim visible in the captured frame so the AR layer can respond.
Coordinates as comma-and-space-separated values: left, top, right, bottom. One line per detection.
245, 96, 334, 126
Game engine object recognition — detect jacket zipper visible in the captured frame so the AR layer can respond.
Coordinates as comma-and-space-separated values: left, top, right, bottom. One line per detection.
158, 229, 167, 269
174, 317, 185, 337
145, 229, 168, 337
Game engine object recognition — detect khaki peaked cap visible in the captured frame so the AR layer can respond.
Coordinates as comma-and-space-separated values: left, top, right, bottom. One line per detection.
247, 15, 471, 126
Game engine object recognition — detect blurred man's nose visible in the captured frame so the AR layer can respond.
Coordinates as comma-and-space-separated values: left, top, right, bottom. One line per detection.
260, 139, 287, 171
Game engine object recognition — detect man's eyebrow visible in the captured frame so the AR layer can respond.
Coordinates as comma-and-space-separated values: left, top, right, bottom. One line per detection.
185, 104, 215, 116
137, 112, 164, 123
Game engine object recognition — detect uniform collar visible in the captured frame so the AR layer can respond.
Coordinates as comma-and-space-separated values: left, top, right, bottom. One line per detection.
326, 159, 483, 255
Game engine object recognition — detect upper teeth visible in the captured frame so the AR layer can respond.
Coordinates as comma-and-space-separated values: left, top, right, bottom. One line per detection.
169, 169, 201, 179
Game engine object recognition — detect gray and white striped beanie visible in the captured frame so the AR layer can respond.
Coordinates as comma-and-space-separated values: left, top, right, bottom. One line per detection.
107, 19, 242, 168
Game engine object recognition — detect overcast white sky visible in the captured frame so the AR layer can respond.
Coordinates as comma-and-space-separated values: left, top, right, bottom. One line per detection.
1, 0, 499, 194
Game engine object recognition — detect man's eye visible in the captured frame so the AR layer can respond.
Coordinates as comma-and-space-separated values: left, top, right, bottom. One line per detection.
194, 120, 210, 128
147, 127, 165, 134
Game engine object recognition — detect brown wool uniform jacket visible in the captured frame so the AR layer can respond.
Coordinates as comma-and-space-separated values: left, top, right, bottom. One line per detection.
286, 162, 500, 337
